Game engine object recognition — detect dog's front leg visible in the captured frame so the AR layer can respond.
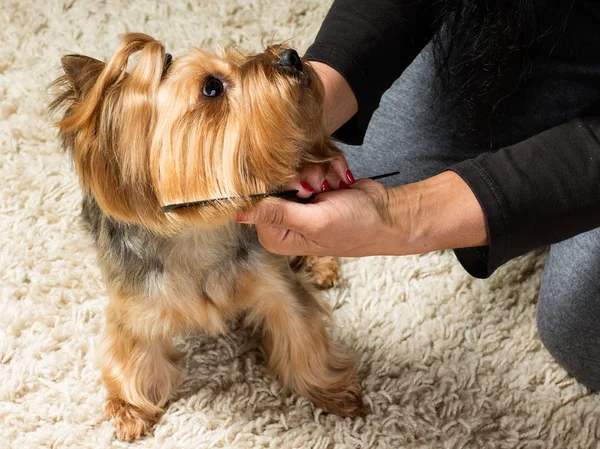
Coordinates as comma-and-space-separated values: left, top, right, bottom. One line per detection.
99, 295, 181, 442
240, 262, 366, 417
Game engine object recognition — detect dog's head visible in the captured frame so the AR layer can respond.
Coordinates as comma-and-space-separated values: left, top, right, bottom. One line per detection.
52, 33, 337, 231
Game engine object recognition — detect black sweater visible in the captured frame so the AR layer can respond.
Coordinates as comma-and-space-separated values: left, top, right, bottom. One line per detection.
304, 0, 600, 278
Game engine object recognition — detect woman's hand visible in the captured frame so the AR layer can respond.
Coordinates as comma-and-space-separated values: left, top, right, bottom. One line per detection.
289, 152, 355, 198
237, 178, 403, 256
236, 171, 489, 257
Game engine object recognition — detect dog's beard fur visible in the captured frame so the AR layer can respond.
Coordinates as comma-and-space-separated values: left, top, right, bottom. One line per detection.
50, 33, 363, 442
51, 33, 338, 233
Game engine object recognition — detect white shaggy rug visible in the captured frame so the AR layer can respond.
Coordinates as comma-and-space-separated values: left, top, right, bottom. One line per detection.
1, 1, 599, 448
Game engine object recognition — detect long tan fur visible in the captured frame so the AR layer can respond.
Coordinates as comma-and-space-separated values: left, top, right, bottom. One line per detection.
51, 33, 364, 441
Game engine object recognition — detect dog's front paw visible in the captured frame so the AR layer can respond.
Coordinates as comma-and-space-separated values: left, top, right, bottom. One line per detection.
314, 378, 368, 418
311, 257, 340, 289
104, 396, 158, 441
291, 256, 340, 289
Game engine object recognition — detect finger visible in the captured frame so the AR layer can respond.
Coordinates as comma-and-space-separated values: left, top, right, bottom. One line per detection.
287, 179, 315, 199
322, 154, 352, 191
330, 153, 355, 186
286, 164, 326, 198
236, 198, 321, 233
324, 165, 353, 191
303, 165, 330, 193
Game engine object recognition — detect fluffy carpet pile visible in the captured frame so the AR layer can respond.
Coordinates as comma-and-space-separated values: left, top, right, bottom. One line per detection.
1, 1, 599, 448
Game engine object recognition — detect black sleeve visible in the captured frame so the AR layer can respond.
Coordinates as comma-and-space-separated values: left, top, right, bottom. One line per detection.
450, 118, 600, 278
304, 0, 438, 144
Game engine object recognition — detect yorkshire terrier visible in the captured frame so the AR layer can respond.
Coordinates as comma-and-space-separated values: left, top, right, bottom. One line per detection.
51, 33, 364, 441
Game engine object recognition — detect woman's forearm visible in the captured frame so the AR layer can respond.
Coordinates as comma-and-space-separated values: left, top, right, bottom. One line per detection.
308, 61, 358, 134
385, 171, 488, 254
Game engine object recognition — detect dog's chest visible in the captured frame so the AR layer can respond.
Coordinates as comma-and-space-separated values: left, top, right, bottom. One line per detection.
153, 224, 263, 306
85, 194, 262, 300
165, 224, 259, 275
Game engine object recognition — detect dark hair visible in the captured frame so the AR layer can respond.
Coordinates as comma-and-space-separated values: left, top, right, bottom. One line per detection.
432, 0, 572, 134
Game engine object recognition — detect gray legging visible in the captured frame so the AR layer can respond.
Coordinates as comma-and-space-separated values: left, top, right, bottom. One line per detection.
339, 47, 600, 390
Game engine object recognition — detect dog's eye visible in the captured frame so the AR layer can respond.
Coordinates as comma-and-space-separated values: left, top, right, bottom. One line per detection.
202, 77, 224, 98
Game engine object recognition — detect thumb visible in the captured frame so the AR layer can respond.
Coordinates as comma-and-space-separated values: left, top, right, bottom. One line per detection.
236, 199, 315, 231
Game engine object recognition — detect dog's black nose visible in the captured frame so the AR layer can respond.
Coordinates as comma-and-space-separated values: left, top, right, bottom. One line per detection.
277, 49, 303, 72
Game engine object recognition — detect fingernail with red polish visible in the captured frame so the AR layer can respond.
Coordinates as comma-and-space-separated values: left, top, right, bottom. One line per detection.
339, 180, 350, 189
322, 180, 331, 192
346, 169, 356, 184
235, 213, 245, 222
300, 181, 315, 193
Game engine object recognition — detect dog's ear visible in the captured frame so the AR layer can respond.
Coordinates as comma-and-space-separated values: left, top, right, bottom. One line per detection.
61, 55, 105, 97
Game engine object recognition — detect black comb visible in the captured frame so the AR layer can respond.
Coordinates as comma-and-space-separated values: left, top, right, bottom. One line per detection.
160, 171, 400, 213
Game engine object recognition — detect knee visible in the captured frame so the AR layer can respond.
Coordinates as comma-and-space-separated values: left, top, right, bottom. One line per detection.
537, 251, 600, 391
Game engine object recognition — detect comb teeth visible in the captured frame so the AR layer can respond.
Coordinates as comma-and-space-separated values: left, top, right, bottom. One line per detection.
160, 171, 400, 213
160, 189, 299, 212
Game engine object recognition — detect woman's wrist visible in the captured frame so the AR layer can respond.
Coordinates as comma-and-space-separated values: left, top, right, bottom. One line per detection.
306, 61, 358, 134
384, 171, 488, 255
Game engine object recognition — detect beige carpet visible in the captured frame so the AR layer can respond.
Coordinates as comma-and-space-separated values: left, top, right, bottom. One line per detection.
1, 0, 599, 448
